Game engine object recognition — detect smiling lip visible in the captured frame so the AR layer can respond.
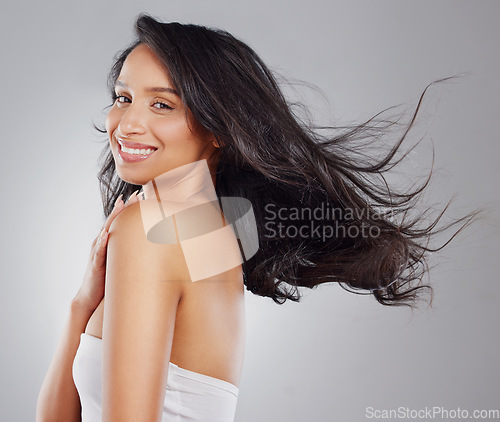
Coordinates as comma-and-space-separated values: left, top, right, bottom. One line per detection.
117, 137, 158, 150
116, 137, 158, 163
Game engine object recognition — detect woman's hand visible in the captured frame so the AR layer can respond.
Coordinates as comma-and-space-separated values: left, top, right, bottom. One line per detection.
73, 190, 144, 313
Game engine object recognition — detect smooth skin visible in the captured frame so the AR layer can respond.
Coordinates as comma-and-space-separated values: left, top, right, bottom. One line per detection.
37, 44, 245, 422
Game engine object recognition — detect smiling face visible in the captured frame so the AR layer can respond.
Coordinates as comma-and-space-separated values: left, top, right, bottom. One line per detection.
105, 43, 219, 186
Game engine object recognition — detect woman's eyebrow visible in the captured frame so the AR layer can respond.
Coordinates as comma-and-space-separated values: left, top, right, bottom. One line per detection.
145, 86, 180, 96
115, 80, 179, 96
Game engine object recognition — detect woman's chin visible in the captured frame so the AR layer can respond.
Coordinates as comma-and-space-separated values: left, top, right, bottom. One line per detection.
116, 169, 148, 187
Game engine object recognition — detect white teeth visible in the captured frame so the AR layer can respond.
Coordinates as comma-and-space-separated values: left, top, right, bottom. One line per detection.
120, 144, 155, 155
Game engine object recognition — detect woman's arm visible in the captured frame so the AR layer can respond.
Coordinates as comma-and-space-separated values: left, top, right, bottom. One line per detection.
102, 201, 184, 422
36, 300, 93, 422
36, 192, 139, 422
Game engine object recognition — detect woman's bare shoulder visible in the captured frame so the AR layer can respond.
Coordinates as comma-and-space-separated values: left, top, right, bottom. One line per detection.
108, 201, 189, 282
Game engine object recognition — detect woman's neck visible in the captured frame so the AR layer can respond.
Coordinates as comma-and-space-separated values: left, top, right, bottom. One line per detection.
142, 159, 218, 209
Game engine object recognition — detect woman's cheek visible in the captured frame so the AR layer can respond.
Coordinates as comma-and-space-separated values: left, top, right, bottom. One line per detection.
105, 108, 119, 137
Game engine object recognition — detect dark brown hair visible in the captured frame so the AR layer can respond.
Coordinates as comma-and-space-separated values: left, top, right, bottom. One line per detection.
95, 13, 480, 308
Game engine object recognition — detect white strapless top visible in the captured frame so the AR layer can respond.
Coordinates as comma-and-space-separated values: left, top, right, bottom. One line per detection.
72, 333, 239, 421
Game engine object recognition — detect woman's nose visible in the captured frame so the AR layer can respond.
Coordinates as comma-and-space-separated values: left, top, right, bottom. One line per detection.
118, 103, 147, 136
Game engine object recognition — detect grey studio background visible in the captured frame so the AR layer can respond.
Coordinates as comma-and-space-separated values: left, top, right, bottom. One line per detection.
1, 1, 499, 421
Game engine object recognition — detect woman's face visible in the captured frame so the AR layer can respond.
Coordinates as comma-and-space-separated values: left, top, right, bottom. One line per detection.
106, 43, 218, 186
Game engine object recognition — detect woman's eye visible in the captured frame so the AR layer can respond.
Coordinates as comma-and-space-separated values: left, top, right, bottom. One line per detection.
153, 100, 173, 110
112, 94, 172, 110
115, 95, 131, 104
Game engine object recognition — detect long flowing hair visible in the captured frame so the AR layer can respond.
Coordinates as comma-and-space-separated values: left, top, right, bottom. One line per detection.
95, 13, 480, 308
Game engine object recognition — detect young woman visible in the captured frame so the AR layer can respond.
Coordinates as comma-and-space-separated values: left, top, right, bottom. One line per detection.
36, 13, 478, 422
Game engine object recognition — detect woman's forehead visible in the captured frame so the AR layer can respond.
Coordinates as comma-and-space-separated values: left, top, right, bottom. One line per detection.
118, 44, 175, 88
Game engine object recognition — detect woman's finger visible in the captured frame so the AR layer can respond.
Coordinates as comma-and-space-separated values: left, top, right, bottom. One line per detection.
124, 190, 139, 207
92, 229, 109, 265
96, 190, 143, 245
102, 194, 126, 233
